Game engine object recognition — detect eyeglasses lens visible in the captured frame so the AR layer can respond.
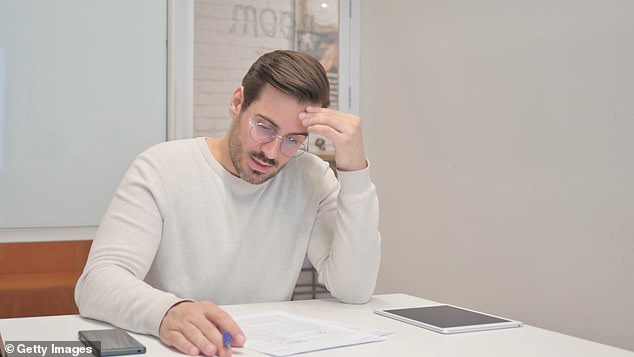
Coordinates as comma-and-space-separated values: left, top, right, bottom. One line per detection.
250, 120, 306, 157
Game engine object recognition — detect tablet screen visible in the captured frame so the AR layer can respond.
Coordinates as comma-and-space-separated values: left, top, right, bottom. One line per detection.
375, 305, 522, 334
382, 305, 509, 328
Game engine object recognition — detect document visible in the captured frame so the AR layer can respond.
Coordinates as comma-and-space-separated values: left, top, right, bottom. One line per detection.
234, 311, 386, 356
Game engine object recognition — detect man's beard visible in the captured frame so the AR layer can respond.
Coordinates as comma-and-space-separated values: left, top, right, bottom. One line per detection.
228, 127, 281, 185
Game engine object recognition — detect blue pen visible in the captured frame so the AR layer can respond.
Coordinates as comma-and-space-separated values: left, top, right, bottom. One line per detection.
222, 331, 232, 348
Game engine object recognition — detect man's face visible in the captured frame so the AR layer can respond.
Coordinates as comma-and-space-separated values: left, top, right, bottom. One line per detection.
228, 85, 310, 184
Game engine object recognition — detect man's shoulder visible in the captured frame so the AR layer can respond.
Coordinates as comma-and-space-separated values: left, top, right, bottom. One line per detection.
292, 152, 331, 171
143, 138, 199, 154
131, 138, 203, 170
279, 152, 334, 188
135, 138, 200, 161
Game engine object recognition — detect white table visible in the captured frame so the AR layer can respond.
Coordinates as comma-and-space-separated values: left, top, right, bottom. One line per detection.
1, 294, 632, 356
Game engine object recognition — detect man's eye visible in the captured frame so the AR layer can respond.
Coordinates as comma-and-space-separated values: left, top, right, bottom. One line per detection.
285, 136, 305, 145
256, 122, 273, 132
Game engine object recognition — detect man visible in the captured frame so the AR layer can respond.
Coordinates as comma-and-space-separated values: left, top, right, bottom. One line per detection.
75, 50, 380, 357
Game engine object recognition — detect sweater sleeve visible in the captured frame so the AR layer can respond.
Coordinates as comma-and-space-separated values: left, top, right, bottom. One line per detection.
74, 151, 186, 336
306, 161, 381, 304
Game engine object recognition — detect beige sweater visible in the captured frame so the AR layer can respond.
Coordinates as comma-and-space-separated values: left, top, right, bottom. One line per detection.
75, 137, 381, 337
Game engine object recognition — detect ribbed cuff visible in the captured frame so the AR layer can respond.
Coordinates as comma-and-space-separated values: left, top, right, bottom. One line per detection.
336, 159, 373, 195
147, 294, 192, 337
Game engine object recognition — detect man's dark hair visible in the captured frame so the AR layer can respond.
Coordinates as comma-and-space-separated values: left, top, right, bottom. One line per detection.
241, 50, 330, 109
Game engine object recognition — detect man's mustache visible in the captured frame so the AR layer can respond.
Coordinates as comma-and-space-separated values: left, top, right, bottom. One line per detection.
249, 151, 277, 167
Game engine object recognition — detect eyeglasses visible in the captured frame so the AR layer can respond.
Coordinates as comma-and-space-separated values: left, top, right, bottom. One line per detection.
248, 117, 308, 157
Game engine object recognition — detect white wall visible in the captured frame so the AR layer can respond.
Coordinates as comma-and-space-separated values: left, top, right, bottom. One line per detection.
361, 0, 634, 351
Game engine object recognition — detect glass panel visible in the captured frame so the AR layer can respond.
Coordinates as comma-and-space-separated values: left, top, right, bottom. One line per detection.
296, 0, 339, 110
0, 0, 167, 229
295, 0, 339, 154
194, 0, 341, 157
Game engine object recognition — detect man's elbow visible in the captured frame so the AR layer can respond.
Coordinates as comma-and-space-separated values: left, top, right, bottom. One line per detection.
74, 270, 95, 317
337, 293, 372, 304
332, 281, 376, 304
74, 275, 87, 314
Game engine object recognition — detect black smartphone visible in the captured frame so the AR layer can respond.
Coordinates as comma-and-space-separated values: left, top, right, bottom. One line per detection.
78, 329, 146, 357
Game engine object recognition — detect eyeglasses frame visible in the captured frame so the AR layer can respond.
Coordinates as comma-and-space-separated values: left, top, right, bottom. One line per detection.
248, 117, 308, 157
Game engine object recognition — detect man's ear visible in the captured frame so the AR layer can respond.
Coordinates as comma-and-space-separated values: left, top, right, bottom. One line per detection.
229, 86, 244, 118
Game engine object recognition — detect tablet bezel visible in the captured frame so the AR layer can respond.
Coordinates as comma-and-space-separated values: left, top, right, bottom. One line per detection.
374, 304, 523, 334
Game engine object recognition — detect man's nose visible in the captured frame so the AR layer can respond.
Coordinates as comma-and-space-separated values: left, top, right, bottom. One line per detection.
261, 136, 283, 159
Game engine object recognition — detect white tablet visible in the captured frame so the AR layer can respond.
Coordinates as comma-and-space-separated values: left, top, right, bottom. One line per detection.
374, 305, 522, 334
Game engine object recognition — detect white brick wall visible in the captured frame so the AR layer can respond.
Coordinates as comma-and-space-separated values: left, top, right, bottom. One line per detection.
194, 0, 295, 137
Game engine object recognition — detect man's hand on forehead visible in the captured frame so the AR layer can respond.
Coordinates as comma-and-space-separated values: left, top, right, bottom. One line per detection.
299, 107, 368, 171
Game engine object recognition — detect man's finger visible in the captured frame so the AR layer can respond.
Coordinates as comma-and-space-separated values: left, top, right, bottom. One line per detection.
180, 321, 217, 356
300, 107, 360, 135
163, 331, 201, 356
202, 302, 246, 347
